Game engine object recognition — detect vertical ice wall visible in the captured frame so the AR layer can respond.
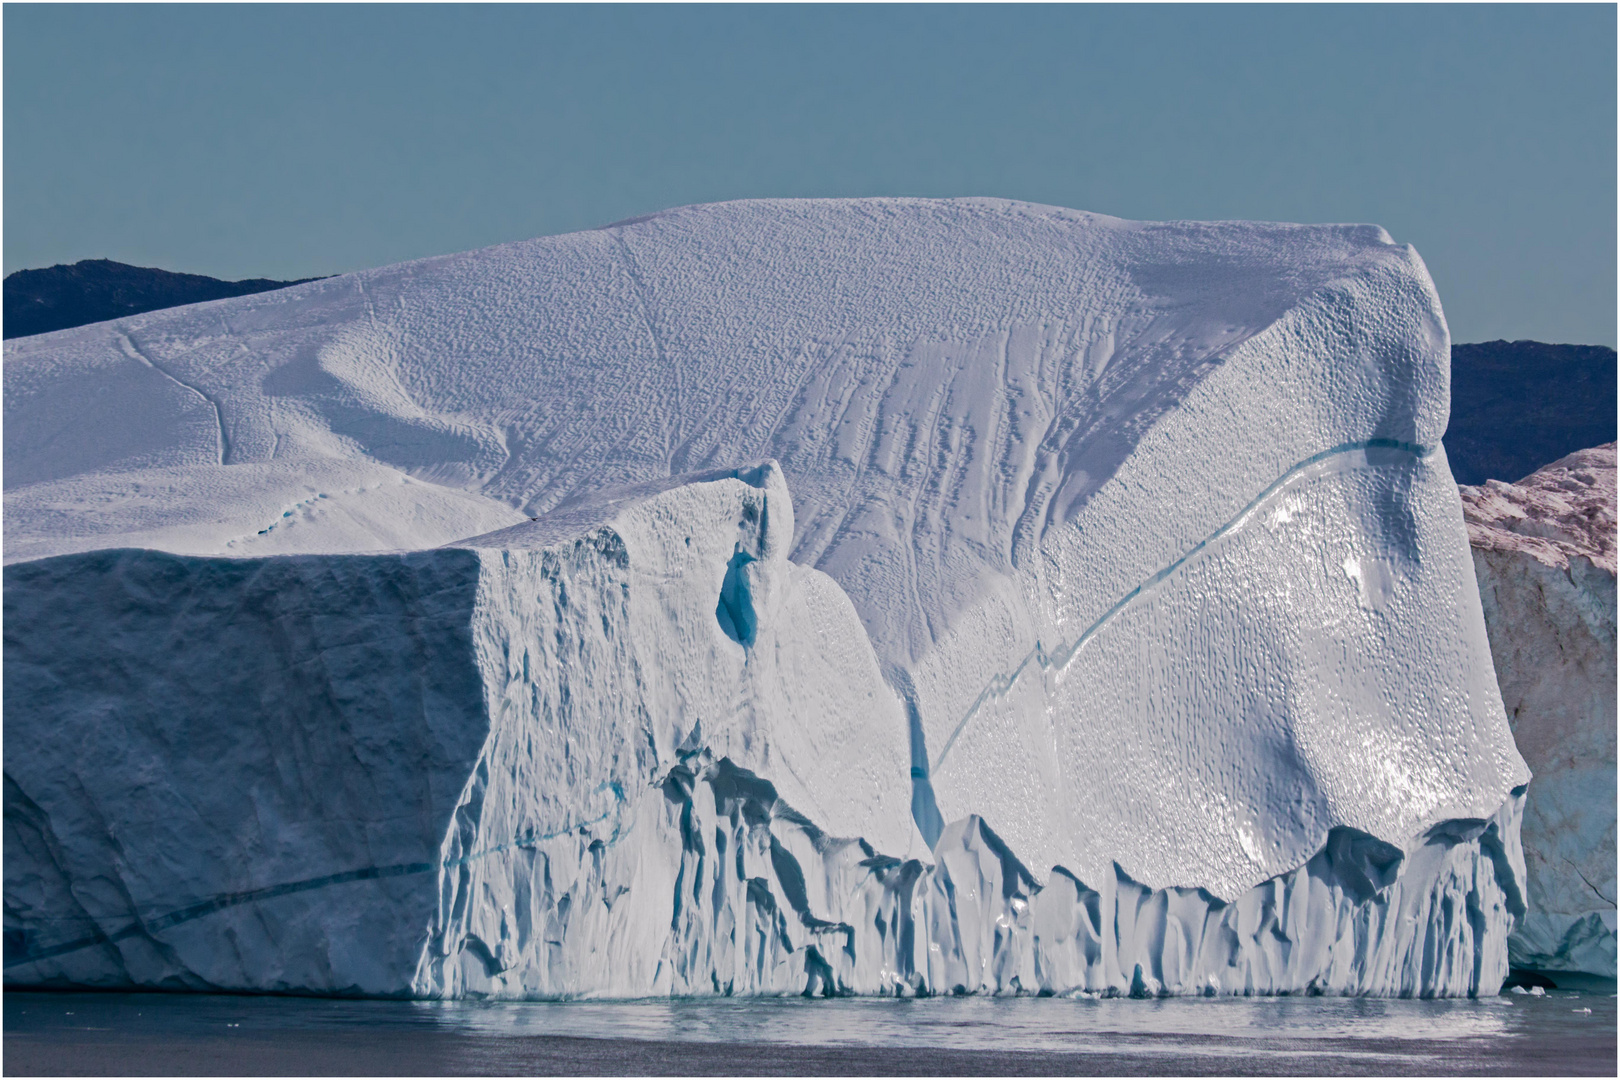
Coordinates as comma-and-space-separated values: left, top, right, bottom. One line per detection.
4, 468, 916, 995
3, 548, 491, 993
4, 467, 1523, 997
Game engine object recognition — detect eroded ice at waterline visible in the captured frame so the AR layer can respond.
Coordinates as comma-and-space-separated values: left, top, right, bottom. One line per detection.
4, 199, 1527, 998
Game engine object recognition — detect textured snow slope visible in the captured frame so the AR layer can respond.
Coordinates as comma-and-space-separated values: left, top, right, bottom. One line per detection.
5, 199, 1528, 995
1462, 444, 1617, 977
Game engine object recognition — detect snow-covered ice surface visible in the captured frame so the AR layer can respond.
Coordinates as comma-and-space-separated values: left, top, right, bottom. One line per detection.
5, 198, 1528, 997
1461, 444, 1617, 977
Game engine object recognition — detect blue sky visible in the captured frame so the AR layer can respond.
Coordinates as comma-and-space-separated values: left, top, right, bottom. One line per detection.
5, 4, 1614, 345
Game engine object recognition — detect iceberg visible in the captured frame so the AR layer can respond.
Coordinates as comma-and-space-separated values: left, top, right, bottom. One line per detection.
1461, 444, 1617, 978
4, 198, 1527, 997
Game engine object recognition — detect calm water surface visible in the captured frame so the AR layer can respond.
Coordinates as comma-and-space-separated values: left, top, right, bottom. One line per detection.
6, 987, 1616, 1076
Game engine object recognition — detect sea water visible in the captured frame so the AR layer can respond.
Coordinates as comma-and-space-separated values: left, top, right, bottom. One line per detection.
6, 986, 1614, 1076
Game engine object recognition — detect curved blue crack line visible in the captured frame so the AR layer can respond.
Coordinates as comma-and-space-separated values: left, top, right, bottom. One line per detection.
5, 782, 628, 969
928, 438, 1435, 776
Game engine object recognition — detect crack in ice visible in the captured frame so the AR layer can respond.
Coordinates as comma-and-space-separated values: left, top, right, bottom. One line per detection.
928, 438, 1436, 776
116, 331, 232, 466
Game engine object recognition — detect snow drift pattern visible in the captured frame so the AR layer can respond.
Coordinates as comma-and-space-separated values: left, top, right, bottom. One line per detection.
4, 199, 1527, 996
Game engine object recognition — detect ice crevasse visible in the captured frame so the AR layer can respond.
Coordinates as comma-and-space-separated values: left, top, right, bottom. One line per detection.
3, 198, 1528, 997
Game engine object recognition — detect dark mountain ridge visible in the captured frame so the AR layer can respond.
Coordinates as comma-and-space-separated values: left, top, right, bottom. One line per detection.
3, 259, 323, 340
1445, 340, 1617, 486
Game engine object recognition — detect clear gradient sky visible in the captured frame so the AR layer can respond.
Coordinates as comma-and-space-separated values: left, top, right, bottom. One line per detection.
5, 4, 1615, 345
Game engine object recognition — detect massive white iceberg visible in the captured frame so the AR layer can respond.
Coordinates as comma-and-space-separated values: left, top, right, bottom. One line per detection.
5, 198, 1528, 997
1461, 444, 1617, 979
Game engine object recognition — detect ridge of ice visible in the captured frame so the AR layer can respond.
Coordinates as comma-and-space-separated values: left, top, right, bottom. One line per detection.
1460, 443, 1617, 575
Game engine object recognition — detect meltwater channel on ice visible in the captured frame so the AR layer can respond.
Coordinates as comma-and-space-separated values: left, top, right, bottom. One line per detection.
4, 198, 1527, 1000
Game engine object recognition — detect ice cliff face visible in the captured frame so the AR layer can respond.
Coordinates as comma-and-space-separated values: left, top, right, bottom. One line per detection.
5, 198, 1528, 996
1461, 444, 1617, 978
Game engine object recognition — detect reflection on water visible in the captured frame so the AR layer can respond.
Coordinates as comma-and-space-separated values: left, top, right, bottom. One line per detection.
6, 986, 1616, 1076
405, 992, 1576, 1047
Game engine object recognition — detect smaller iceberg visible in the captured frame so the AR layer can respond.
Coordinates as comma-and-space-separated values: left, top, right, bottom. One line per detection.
1462, 443, 1618, 978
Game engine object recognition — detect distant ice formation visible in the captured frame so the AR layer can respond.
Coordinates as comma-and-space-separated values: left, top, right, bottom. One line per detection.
1461, 444, 1617, 978
5, 198, 1528, 996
